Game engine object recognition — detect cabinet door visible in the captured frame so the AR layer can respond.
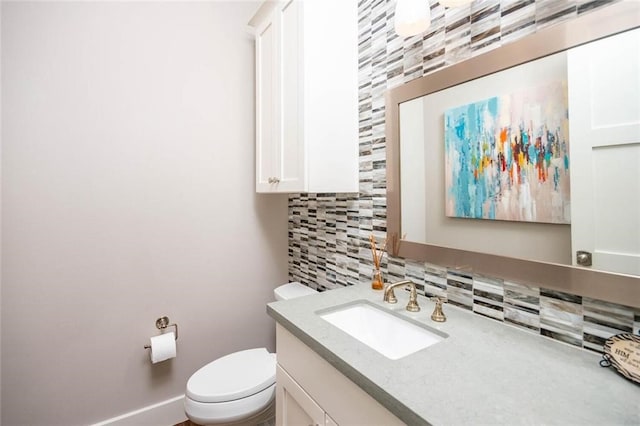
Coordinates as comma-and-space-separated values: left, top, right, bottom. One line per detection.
276, 365, 324, 426
274, 0, 305, 192
255, 8, 279, 192
255, 0, 305, 193
568, 28, 640, 275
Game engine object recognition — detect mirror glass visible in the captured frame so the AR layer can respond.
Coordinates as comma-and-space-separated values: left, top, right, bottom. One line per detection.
388, 3, 640, 280
400, 50, 572, 265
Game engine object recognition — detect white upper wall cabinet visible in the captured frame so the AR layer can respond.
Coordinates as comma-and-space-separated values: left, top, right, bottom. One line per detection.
249, 0, 359, 193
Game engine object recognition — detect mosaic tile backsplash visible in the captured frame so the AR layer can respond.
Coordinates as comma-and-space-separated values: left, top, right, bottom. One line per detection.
287, 0, 640, 354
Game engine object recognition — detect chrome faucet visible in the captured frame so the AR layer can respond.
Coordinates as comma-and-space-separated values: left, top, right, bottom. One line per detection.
382, 280, 420, 312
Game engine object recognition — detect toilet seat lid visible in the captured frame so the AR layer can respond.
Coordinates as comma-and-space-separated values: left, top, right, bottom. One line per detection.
186, 348, 276, 403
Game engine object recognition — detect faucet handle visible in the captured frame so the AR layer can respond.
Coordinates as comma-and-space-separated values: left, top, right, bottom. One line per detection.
430, 297, 447, 322
406, 293, 420, 312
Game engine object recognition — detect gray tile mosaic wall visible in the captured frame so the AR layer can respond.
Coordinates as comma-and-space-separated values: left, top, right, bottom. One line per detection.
288, 0, 640, 354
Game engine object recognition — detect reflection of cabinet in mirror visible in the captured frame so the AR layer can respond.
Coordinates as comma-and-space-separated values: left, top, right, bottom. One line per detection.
385, 1, 640, 306
249, 0, 358, 194
568, 28, 640, 276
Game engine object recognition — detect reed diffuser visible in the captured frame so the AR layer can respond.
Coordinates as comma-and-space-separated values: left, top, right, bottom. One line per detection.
369, 235, 387, 290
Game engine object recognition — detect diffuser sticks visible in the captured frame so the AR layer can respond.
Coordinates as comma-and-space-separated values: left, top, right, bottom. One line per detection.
369, 235, 387, 290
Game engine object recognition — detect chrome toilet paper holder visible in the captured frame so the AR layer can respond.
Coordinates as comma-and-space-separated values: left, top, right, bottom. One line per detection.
143, 316, 178, 349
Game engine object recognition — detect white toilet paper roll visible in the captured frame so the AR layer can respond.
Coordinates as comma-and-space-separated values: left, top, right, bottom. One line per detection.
149, 332, 176, 364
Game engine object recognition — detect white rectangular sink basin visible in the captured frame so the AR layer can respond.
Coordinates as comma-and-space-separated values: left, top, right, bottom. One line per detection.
319, 302, 446, 360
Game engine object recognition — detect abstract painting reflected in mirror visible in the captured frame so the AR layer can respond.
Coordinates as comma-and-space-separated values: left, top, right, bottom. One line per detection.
444, 81, 570, 224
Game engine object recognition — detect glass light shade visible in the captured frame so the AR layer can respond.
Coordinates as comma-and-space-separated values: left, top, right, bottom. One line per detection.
394, 0, 431, 37
439, 0, 473, 7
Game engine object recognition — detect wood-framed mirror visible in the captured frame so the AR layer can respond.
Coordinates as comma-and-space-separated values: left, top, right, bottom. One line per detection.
386, 1, 640, 308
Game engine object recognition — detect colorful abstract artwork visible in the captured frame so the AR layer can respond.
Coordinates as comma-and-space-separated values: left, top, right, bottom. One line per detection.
444, 80, 570, 224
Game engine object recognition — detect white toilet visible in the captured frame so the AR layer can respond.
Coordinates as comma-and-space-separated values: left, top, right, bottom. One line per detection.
184, 282, 317, 425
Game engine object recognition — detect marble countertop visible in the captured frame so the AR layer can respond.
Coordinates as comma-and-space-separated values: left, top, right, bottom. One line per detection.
267, 283, 640, 425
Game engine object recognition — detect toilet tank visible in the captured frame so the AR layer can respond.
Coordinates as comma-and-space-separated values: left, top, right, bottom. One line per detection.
274, 282, 317, 301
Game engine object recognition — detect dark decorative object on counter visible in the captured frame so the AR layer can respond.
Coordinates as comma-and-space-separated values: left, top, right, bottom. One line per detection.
600, 333, 640, 385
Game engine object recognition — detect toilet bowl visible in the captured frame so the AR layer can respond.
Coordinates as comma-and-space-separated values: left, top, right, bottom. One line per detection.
184, 282, 317, 425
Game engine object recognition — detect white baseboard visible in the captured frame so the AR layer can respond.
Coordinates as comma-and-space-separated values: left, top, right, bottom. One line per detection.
91, 394, 187, 426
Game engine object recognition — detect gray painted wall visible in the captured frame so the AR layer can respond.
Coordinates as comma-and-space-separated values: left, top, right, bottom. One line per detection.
1, 2, 288, 424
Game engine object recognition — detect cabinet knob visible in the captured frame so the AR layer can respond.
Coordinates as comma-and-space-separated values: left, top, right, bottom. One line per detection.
268, 177, 280, 184
576, 250, 592, 266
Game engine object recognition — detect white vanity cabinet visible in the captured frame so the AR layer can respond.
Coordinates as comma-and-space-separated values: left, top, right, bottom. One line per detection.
249, 0, 358, 194
275, 324, 404, 426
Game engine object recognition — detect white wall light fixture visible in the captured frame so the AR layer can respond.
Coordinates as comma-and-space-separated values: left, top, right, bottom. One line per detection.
394, 0, 431, 37
439, 0, 473, 7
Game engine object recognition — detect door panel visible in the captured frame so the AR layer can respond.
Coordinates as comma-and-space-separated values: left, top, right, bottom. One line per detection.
277, 0, 304, 191
255, 14, 278, 191
568, 28, 640, 275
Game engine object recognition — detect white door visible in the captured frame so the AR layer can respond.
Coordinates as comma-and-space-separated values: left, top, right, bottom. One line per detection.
568, 28, 640, 276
